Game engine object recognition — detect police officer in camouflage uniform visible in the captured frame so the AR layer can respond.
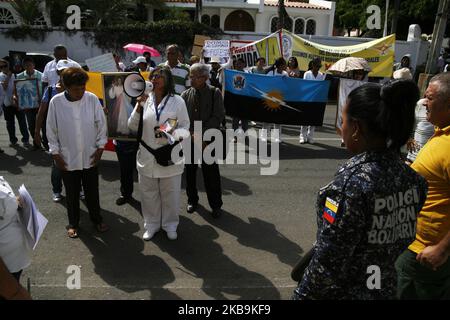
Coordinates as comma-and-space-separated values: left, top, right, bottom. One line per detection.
293, 80, 428, 299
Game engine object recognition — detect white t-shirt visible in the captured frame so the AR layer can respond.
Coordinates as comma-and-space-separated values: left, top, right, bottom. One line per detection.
46, 91, 108, 171
0, 177, 32, 273
42, 58, 76, 86
303, 70, 326, 81
267, 70, 288, 77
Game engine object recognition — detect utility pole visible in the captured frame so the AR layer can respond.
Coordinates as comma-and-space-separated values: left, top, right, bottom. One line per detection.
425, 0, 450, 75
383, 0, 390, 37
390, 0, 400, 35
277, 0, 289, 30
195, 0, 202, 22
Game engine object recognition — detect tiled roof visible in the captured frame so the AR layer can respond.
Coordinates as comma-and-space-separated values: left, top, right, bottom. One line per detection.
264, 1, 329, 10
164, 1, 330, 10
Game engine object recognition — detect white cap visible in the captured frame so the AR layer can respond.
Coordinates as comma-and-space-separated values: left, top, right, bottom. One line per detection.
393, 67, 412, 80
56, 59, 81, 71
210, 56, 221, 63
132, 56, 147, 65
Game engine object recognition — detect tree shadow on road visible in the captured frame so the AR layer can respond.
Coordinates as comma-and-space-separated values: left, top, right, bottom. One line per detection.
0, 150, 26, 174
14, 147, 53, 168
181, 172, 252, 197
196, 205, 303, 268
78, 208, 180, 300
153, 215, 281, 300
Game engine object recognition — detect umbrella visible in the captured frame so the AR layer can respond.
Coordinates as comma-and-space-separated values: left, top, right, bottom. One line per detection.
123, 43, 161, 57
327, 57, 371, 76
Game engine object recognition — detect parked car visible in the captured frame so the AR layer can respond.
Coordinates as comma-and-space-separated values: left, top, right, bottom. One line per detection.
25, 52, 54, 72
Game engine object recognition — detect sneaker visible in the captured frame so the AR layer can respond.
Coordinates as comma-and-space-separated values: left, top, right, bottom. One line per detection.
308, 136, 315, 144
143, 229, 157, 241
79, 191, 85, 200
52, 193, 63, 202
299, 136, 307, 144
166, 231, 178, 240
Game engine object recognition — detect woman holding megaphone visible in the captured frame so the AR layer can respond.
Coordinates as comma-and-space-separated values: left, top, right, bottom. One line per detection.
128, 67, 190, 241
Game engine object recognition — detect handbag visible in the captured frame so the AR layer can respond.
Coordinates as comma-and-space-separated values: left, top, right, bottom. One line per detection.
137, 105, 181, 167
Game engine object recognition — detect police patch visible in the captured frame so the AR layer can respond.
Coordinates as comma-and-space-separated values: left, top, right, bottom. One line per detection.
323, 197, 339, 224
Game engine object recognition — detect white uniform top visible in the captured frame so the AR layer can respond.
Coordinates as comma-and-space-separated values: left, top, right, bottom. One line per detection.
46, 91, 108, 171
303, 70, 326, 81
42, 58, 76, 86
267, 70, 288, 77
128, 93, 190, 179
0, 177, 32, 273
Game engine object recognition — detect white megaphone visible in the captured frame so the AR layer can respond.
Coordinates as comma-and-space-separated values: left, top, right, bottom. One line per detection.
123, 72, 153, 98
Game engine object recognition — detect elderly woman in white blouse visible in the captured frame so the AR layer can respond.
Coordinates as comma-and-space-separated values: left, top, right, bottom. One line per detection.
46, 67, 108, 238
128, 67, 190, 241
0, 177, 31, 283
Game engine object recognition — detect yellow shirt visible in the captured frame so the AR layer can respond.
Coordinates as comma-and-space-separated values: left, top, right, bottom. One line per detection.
409, 125, 450, 254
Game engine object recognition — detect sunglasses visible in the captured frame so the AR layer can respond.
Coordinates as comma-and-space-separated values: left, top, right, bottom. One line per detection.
150, 74, 162, 80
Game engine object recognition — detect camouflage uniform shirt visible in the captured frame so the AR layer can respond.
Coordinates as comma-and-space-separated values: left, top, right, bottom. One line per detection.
293, 150, 427, 300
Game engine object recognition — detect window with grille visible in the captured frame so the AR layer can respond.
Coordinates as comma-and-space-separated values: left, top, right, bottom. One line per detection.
271, 16, 293, 32
306, 19, 316, 35
0, 8, 17, 25
270, 17, 279, 32
294, 18, 305, 35
201, 14, 210, 26
211, 14, 220, 28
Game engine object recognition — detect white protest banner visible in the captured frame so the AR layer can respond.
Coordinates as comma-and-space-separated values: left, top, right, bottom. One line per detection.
203, 40, 230, 58
85, 53, 117, 72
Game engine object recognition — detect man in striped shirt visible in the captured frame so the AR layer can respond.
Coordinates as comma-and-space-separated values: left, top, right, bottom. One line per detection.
159, 44, 190, 95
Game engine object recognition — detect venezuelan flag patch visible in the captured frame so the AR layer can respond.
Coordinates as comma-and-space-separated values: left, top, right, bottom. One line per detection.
323, 197, 339, 224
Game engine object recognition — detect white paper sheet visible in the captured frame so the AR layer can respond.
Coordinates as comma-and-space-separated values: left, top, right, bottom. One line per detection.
18, 185, 48, 250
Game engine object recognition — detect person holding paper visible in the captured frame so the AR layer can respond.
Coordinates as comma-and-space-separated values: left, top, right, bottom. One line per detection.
0, 176, 32, 283
46, 67, 109, 238
128, 67, 190, 241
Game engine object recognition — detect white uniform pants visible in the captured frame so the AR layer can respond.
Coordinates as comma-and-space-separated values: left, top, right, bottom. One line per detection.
139, 174, 182, 233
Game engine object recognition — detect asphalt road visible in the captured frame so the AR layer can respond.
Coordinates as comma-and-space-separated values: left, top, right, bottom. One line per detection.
0, 103, 350, 300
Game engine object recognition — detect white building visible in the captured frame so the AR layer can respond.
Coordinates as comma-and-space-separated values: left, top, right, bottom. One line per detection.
0, 0, 51, 27
161, 0, 336, 36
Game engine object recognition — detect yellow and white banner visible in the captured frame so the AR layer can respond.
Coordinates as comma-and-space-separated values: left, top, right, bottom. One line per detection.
230, 30, 395, 77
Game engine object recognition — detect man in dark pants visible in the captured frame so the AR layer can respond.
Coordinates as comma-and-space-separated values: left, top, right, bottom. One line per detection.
115, 140, 139, 205
181, 63, 225, 218
0, 59, 30, 148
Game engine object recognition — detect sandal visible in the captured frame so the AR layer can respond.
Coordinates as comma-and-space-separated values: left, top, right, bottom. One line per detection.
67, 228, 78, 238
96, 223, 109, 233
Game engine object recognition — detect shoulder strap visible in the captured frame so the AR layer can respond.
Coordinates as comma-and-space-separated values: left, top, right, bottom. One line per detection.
137, 106, 157, 156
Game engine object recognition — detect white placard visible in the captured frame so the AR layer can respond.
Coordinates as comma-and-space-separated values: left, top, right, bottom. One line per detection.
203, 40, 230, 58
85, 53, 118, 72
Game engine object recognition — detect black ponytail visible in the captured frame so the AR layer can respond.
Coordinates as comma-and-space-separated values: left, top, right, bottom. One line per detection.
347, 80, 419, 151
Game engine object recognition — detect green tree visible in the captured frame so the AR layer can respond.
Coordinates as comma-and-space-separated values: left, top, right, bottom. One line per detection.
10, 0, 43, 25
334, 0, 441, 39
